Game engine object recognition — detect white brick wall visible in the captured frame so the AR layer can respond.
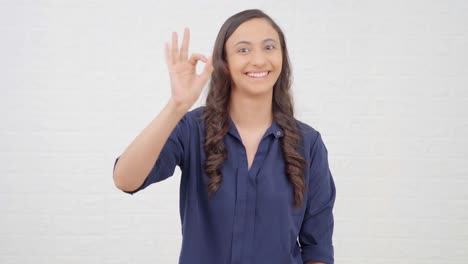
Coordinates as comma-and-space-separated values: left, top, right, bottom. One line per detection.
1, 0, 467, 263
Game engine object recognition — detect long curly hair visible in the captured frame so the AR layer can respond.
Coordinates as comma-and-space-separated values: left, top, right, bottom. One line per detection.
202, 9, 307, 208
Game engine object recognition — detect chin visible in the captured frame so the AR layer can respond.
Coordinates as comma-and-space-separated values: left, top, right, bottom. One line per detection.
245, 85, 274, 96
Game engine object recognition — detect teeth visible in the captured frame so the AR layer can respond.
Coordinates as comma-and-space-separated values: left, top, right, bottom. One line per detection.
246, 71, 268, 78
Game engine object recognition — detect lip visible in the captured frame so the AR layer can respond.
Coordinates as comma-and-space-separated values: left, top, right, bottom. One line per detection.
245, 70, 270, 74
245, 71, 270, 79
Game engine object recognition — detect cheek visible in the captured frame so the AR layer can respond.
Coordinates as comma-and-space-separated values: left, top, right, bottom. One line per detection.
271, 55, 282, 72
227, 58, 242, 71
274, 54, 283, 68
231, 63, 250, 79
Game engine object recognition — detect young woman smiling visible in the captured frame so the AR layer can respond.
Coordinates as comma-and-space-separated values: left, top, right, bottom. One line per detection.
113, 9, 336, 264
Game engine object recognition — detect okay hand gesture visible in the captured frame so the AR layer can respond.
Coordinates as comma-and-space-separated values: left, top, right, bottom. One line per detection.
165, 28, 213, 111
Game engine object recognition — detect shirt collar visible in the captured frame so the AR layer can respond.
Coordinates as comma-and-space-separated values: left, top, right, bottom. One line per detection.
227, 115, 284, 141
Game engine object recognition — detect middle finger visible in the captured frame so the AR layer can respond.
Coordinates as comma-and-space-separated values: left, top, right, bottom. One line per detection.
179, 28, 190, 62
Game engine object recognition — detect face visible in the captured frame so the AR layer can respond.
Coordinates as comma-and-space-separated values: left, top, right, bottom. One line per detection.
225, 18, 283, 96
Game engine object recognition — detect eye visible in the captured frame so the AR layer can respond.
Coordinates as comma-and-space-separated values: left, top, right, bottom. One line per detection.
265, 45, 275, 50
238, 47, 250, 53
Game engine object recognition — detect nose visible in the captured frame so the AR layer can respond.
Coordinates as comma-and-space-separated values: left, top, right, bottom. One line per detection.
250, 50, 267, 66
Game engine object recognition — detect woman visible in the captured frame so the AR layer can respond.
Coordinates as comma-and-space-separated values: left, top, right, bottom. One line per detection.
113, 9, 336, 264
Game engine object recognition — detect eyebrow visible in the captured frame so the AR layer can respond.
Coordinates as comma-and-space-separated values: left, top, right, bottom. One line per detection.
234, 38, 279, 46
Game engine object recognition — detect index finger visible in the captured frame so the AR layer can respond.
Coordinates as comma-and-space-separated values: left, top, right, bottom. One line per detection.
171, 31, 179, 63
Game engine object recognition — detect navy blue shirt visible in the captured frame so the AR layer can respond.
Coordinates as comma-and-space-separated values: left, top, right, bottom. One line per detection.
113, 106, 336, 264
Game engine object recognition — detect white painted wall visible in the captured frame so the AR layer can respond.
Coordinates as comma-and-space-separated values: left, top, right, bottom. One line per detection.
1, 0, 467, 263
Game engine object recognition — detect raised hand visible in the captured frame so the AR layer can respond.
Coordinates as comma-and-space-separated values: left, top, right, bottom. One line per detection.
165, 28, 213, 112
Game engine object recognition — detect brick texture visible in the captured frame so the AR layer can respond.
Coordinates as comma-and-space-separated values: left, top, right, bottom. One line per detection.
1, 0, 467, 263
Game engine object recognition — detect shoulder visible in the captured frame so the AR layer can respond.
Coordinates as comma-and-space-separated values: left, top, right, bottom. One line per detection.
178, 105, 205, 122
295, 119, 321, 147
176, 105, 206, 135
186, 105, 205, 125
294, 119, 330, 166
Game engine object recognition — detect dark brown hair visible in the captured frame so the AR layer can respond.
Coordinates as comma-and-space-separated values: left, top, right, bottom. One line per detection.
203, 9, 307, 208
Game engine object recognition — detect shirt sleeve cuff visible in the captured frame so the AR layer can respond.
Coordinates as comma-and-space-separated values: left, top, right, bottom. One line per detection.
301, 244, 334, 264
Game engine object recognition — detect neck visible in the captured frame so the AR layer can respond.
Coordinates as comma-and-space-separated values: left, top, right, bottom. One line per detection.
228, 89, 273, 131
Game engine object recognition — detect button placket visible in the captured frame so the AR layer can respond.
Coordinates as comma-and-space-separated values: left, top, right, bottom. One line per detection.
230, 149, 248, 264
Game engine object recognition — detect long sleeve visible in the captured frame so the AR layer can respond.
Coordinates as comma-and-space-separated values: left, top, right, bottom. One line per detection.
113, 112, 191, 195
299, 132, 336, 264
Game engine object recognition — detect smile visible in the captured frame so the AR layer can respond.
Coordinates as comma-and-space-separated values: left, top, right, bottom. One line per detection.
245, 71, 270, 78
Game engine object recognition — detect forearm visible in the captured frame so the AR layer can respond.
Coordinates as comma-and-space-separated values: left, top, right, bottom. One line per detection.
113, 98, 187, 192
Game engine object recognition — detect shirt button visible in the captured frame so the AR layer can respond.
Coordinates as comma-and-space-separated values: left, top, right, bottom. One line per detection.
276, 131, 281, 136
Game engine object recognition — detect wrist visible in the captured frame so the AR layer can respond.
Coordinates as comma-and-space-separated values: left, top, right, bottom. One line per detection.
167, 98, 190, 116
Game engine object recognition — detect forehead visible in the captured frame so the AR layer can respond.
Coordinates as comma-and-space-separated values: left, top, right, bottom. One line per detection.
226, 18, 280, 47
